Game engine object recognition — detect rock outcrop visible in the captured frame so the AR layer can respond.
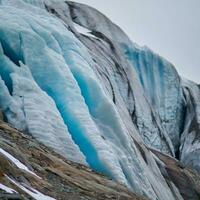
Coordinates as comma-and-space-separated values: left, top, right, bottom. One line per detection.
0, 121, 146, 200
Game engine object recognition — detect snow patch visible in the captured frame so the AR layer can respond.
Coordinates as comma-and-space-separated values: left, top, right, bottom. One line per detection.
0, 183, 17, 194
0, 148, 41, 179
6, 176, 56, 200
73, 22, 98, 39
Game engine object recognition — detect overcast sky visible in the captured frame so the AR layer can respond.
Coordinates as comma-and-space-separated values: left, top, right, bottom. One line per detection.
73, 0, 200, 83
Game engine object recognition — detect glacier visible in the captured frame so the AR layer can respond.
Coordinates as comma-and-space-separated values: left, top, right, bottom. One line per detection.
124, 44, 185, 152
0, 0, 199, 200
180, 79, 200, 171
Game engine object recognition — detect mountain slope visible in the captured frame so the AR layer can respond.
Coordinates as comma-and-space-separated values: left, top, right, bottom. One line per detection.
0, 121, 146, 200
0, 121, 199, 200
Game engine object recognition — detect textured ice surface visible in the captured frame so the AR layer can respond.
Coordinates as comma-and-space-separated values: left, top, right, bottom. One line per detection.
67, 0, 184, 154
180, 79, 200, 171
12, 63, 87, 165
0, 1, 198, 200
0, 10, 86, 164
124, 44, 185, 152
66, 1, 176, 156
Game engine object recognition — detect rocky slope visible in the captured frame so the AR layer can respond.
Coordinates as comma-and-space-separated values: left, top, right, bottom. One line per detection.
0, 121, 199, 200
0, 121, 146, 200
0, 0, 200, 199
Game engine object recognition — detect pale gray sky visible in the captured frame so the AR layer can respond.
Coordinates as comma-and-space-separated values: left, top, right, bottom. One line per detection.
72, 0, 200, 83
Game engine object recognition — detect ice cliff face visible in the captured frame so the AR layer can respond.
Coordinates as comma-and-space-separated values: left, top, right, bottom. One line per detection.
0, 1, 199, 200
124, 45, 184, 152
180, 79, 200, 171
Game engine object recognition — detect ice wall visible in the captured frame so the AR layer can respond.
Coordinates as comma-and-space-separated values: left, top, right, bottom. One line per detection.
180, 79, 200, 171
124, 44, 185, 152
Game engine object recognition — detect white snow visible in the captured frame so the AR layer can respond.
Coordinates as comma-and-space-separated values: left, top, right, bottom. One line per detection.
73, 22, 98, 39
0, 183, 17, 194
6, 176, 56, 200
0, 148, 41, 179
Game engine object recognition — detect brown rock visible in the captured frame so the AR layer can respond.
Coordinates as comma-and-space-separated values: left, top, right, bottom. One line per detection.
0, 122, 147, 200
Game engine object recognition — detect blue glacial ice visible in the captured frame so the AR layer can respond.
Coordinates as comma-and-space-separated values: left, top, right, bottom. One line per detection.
123, 44, 185, 152
180, 79, 200, 171
0, 42, 86, 164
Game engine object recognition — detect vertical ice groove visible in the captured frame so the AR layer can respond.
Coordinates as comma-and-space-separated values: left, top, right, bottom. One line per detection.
10, 62, 87, 164
0, 6, 87, 164
0, 42, 17, 94
52, 23, 158, 194
0, 75, 26, 130
13, 11, 130, 186
0, 41, 26, 130
180, 79, 200, 171
65, 1, 175, 156
124, 44, 184, 152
